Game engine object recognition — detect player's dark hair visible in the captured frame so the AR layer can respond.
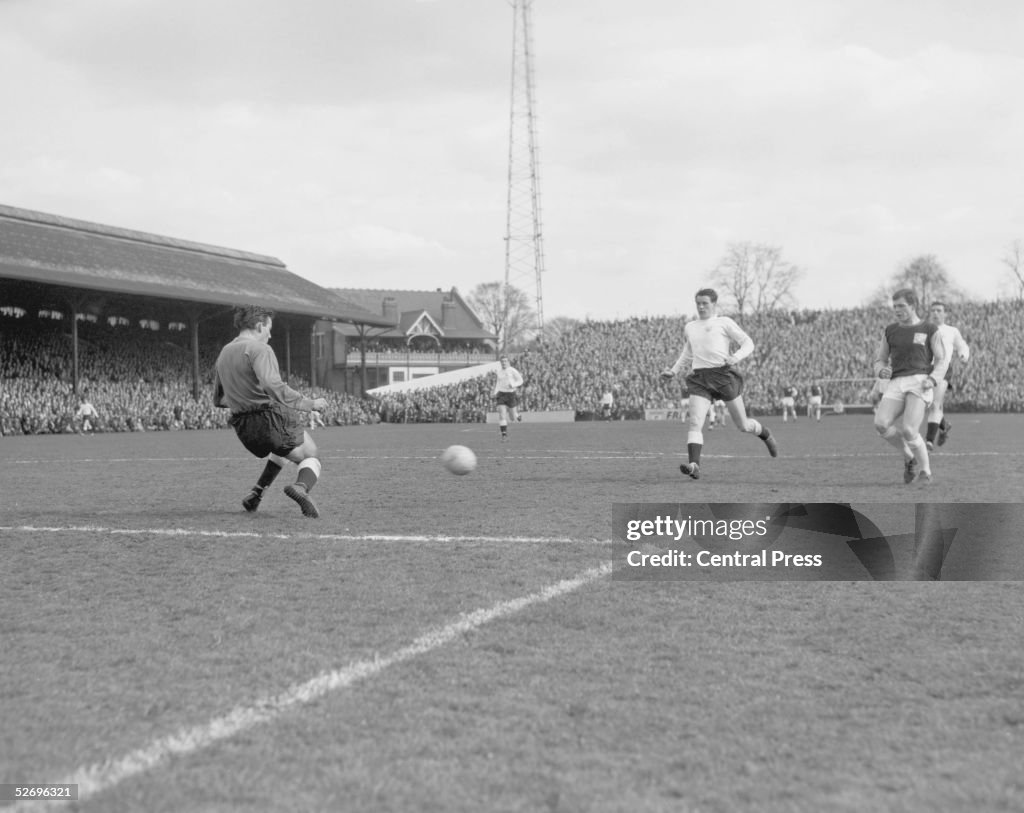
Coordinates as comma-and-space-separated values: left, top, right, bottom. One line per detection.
234, 305, 274, 331
892, 288, 918, 309
695, 287, 718, 303
931, 300, 947, 311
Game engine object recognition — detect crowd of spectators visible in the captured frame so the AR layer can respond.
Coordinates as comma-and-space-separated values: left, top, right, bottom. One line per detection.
0, 318, 381, 436
351, 339, 495, 357
374, 379, 492, 424
509, 299, 1024, 417
2, 298, 1022, 435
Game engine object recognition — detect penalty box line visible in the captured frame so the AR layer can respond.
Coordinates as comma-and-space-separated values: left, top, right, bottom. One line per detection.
0, 524, 613, 546
17, 561, 613, 811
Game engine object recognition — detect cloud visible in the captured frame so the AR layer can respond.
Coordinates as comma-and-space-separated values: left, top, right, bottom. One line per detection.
0, 0, 510, 107
1, 0, 1022, 318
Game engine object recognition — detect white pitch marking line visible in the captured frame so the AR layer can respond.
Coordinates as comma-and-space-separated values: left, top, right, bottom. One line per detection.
5, 450, 1010, 465
4, 453, 661, 464
6, 457, 243, 464
17, 562, 613, 811
0, 525, 611, 545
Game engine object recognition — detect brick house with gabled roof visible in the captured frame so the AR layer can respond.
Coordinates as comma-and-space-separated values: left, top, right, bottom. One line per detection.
319, 287, 498, 395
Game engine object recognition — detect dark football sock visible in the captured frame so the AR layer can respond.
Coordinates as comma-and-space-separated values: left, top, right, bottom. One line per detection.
257, 459, 283, 489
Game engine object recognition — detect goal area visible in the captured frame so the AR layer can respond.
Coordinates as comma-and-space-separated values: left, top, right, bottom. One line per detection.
814, 377, 878, 414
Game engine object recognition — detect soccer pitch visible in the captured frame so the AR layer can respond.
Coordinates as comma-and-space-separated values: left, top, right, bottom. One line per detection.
2, 416, 1023, 811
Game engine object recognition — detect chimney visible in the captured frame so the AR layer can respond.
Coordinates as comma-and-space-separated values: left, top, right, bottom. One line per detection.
382, 296, 398, 324
441, 295, 456, 328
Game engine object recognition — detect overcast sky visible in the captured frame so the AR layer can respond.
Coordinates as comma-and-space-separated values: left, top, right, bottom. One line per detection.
1, 0, 1022, 321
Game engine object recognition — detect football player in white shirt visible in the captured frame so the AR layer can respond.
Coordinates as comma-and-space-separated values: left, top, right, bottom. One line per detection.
492, 355, 524, 441
925, 301, 970, 450
660, 288, 778, 480
75, 396, 99, 434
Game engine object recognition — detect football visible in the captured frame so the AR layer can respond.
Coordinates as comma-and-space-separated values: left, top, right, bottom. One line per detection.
441, 444, 477, 476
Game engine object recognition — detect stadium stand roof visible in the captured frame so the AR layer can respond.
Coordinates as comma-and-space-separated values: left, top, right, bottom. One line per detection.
0, 204, 393, 326
333, 287, 496, 342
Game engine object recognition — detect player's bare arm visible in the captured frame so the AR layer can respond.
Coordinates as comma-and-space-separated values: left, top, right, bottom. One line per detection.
874, 337, 892, 379
724, 322, 755, 365
662, 342, 692, 379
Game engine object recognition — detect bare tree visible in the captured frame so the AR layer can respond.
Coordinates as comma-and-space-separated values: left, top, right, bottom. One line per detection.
467, 281, 536, 352
710, 242, 803, 317
539, 315, 580, 346
1002, 239, 1024, 301
867, 254, 969, 308
898, 255, 952, 306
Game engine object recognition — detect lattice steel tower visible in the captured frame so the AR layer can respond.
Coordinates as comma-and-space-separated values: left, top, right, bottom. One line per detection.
504, 0, 545, 339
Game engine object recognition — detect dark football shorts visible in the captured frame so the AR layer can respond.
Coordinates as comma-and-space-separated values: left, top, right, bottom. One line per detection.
495, 391, 518, 409
685, 366, 744, 402
229, 403, 305, 458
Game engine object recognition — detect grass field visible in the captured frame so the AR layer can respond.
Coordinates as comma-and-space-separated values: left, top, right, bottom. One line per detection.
2, 414, 1024, 812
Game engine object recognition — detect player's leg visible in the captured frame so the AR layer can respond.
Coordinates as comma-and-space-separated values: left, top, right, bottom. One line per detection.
283, 430, 322, 518
873, 390, 904, 440
232, 412, 288, 513
725, 396, 778, 457
934, 379, 952, 446
869, 378, 885, 411
874, 390, 917, 482
925, 379, 948, 449
680, 394, 712, 478
243, 452, 288, 512
497, 403, 510, 440
937, 416, 952, 445
899, 393, 931, 484
705, 401, 717, 431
